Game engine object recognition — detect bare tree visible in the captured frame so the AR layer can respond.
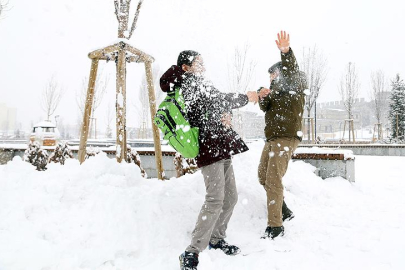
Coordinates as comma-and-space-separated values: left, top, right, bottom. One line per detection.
76, 74, 109, 138
339, 62, 360, 119
0, 1, 8, 18
227, 43, 257, 137
114, 0, 144, 39
105, 102, 114, 138
370, 70, 389, 140
133, 65, 160, 138
300, 46, 328, 141
339, 62, 360, 141
41, 77, 63, 121
227, 43, 257, 94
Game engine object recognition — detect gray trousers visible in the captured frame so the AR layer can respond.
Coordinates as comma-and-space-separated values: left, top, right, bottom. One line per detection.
186, 158, 238, 254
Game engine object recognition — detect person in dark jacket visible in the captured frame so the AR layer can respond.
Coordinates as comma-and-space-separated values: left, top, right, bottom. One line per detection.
257, 31, 307, 240
160, 50, 260, 270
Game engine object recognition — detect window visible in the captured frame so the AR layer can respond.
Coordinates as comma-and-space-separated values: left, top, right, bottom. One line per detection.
44, 127, 55, 132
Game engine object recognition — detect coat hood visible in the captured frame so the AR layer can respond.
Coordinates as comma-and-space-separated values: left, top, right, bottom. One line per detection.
159, 65, 185, 93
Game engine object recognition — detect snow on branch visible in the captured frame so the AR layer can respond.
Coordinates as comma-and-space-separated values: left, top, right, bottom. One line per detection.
128, 0, 143, 39
114, 0, 144, 39
114, 0, 120, 22
41, 77, 64, 121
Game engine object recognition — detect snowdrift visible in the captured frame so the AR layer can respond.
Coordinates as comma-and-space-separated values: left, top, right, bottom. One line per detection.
0, 141, 404, 270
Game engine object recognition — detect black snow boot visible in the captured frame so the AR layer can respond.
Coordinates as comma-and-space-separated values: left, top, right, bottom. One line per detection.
261, 226, 285, 239
209, 239, 240, 255
282, 200, 295, 222
179, 251, 199, 270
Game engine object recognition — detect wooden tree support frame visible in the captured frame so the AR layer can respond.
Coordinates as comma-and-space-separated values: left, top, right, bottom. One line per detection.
372, 123, 383, 142
342, 119, 355, 143
302, 117, 315, 143
78, 41, 164, 180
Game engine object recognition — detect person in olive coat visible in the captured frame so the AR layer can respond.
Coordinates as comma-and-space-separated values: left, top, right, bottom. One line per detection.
257, 31, 307, 239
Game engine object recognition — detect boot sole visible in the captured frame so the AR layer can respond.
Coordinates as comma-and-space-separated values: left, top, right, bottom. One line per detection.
179, 254, 197, 270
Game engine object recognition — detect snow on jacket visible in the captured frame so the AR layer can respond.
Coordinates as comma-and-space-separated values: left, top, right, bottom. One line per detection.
181, 73, 249, 168
258, 49, 307, 141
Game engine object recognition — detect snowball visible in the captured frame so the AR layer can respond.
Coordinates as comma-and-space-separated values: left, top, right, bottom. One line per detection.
202, 215, 207, 221
116, 145, 121, 157
304, 89, 311, 95
297, 131, 303, 137
117, 92, 124, 107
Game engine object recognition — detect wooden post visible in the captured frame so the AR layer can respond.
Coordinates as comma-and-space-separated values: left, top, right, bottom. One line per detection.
116, 45, 127, 163
310, 118, 315, 143
78, 59, 99, 163
373, 123, 382, 142
351, 120, 355, 143
145, 60, 164, 180
342, 121, 346, 141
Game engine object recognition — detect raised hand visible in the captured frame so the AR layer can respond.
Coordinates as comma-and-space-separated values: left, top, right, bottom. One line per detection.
275, 31, 290, 53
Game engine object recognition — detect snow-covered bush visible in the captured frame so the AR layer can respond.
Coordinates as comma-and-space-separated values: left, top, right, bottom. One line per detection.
23, 141, 48, 171
85, 147, 101, 159
48, 142, 73, 165
125, 146, 147, 178
173, 153, 198, 178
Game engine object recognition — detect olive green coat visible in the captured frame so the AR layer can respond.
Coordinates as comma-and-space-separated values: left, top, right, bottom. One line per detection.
259, 49, 307, 141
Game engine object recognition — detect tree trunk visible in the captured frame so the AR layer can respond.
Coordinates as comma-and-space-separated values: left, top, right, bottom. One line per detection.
115, 46, 127, 163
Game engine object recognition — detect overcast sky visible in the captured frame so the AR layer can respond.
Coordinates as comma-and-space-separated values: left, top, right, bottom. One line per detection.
1, 0, 404, 132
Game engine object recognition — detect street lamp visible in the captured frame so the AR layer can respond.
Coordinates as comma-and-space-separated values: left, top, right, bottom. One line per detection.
54, 115, 60, 126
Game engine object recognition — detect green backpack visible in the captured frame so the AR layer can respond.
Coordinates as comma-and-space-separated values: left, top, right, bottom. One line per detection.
154, 87, 199, 158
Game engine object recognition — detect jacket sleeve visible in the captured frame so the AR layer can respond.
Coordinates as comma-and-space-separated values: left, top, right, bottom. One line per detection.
258, 95, 271, 112
223, 93, 249, 110
207, 86, 248, 112
280, 48, 306, 93
280, 48, 299, 76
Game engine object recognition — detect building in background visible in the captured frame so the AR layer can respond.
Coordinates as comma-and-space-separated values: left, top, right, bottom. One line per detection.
0, 103, 18, 138
314, 98, 388, 141
232, 110, 265, 140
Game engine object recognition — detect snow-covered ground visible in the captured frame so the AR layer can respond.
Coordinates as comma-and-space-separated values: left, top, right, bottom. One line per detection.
0, 141, 404, 270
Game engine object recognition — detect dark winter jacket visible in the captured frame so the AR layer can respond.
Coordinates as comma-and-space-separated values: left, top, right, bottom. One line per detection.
258, 49, 307, 141
182, 74, 249, 167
